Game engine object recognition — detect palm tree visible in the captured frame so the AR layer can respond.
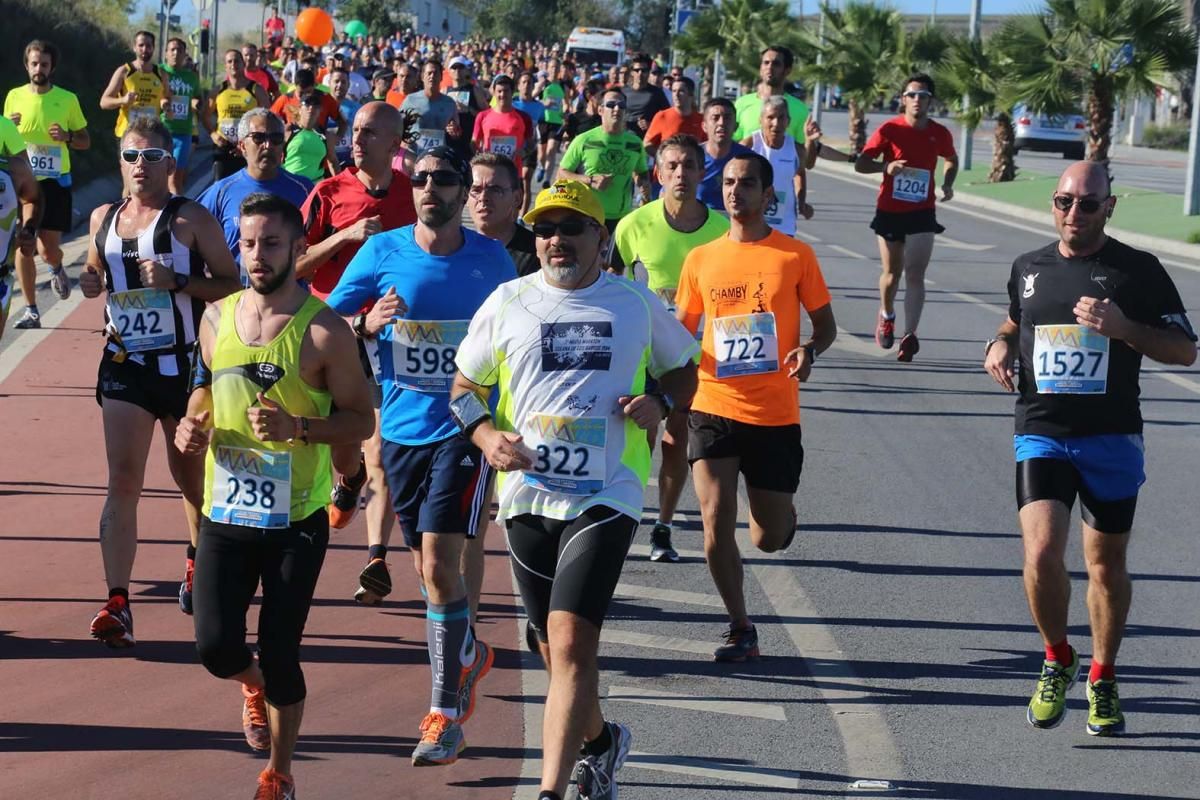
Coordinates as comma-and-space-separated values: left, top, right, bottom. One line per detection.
673, 0, 810, 91
799, 2, 948, 152
995, 0, 1196, 163
936, 34, 1020, 182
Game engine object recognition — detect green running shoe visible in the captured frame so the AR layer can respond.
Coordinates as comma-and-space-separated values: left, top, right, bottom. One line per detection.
1086, 679, 1126, 736
1026, 646, 1080, 729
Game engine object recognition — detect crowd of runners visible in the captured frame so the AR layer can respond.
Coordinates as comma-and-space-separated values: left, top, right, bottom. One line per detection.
0, 21, 1196, 800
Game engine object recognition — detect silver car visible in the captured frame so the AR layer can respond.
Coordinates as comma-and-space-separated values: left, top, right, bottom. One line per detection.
1013, 103, 1087, 160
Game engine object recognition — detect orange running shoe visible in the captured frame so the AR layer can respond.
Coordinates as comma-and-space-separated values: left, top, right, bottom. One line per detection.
411, 711, 465, 766
253, 768, 295, 800
328, 462, 367, 529
242, 684, 271, 751
457, 639, 494, 724
90, 595, 135, 648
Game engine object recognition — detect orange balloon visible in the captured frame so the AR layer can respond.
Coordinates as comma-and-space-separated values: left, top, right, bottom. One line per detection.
295, 8, 334, 48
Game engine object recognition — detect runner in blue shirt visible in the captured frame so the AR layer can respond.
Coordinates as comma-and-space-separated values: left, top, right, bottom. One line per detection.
698, 98, 751, 212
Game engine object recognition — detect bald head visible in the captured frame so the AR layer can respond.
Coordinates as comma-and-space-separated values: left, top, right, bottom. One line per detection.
1056, 160, 1110, 198
1053, 160, 1114, 256
353, 101, 405, 172
360, 101, 404, 137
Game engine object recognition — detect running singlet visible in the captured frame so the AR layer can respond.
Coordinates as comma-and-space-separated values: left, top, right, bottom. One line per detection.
472, 108, 533, 172
559, 127, 648, 220
213, 84, 259, 144
513, 98, 546, 127
283, 128, 328, 181
613, 199, 729, 309
0, 163, 19, 269
540, 82, 567, 125
161, 65, 200, 135
1007, 238, 1197, 438
750, 131, 800, 237
3, 85, 87, 184
115, 63, 167, 138
861, 116, 956, 214
677, 230, 831, 426
456, 270, 699, 522
95, 195, 204, 376
202, 292, 332, 528
325, 225, 515, 446
733, 93, 808, 142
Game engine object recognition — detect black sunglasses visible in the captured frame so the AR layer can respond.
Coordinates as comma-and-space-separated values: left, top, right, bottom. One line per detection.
412, 169, 463, 188
120, 147, 171, 164
1052, 194, 1109, 214
247, 131, 286, 145
532, 218, 592, 238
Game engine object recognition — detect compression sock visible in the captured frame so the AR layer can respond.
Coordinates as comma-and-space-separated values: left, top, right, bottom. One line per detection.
368, 544, 387, 562
426, 595, 471, 716
1046, 639, 1073, 666
108, 587, 129, 602
1088, 661, 1116, 683
582, 722, 612, 756
461, 624, 477, 667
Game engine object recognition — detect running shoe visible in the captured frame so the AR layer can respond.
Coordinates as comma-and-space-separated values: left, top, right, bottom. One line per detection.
328, 467, 367, 529
13, 308, 40, 330
411, 711, 465, 766
1026, 646, 1079, 729
896, 332, 920, 362
541, 176, 551, 189
457, 639, 494, 723
713, 624, 759, 663
179, 558, 195, 615
49, 266, 71, 300
354, 557, 392, 605
648, 523, 680, 563
874, 315, 895, 349
570, 721, 632, 800
525, 619, 541, 655
253, 768, 295, 800
242, 684, 271, 751
1085, 678, 1126, 736
90, 595, 135, 648
535, 166, 545, 184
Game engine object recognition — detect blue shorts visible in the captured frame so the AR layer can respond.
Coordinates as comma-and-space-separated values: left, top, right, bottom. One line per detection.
381, 434, 492, 547
171, 134, 192, 169
1014, 434, 1145, 502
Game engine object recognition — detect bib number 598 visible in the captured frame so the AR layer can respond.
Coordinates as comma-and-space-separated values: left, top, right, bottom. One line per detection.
404, 346, 456, 375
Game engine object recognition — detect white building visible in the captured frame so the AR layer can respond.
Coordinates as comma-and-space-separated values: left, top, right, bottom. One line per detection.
408, 0, 471, 39
198, 0, 471, 43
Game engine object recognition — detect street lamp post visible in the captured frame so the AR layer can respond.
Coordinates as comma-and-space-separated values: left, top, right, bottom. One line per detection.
1185, 40, 1200, 214
958, 0, 982, 172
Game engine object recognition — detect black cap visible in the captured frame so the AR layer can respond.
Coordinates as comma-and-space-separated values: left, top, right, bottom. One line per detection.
413, 144, 471, 184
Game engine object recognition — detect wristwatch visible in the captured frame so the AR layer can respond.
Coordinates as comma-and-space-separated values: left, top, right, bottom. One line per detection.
352, 312, 370, 338
174, 272, 190, 291
985, 334, 1013, 356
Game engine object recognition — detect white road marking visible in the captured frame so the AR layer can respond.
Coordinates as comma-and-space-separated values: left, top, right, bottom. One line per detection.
827, 244, 868, 260
600, 628, 716, 656
512, 570, 549, 800
938, 235, 994, 252
829, 326, 889, 359
0, 240, 90, 386
606, 684, 787, 721
795, 229, 823, 243
629, 542, 705, 560
613, 582, 727, 608
624, 752, 802, 789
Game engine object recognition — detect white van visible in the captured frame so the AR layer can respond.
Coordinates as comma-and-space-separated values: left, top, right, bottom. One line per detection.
564, 27, 626, 69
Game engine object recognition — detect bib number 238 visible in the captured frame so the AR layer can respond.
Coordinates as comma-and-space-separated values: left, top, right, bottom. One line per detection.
210, 446, 292, 529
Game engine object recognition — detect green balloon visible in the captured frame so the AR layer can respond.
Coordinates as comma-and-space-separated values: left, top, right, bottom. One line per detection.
345, 20, 367, 39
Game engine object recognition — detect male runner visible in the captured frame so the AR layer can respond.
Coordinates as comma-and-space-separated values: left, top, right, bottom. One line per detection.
614, 134, 728, 562
197, 109, 313, 277
621, 53, 669, 140
452, 179, 698, 800
697, 98, 752, 213
733, 46, 809, 143
676, 152, 836, 661
401, 60, 458, 153
0, 116, 41, 339
855, 73, 957, 361
160, 38, 202, 195
242, 43, 280, 101
100, 31, 171, 141
472, 75, 535, 179
177, 192, 374, 800
77, 118, 241, 643
326, 146, 510, 765
5, 39, 90, 328
513, 71, 546, 209
984, 161, 1197, 736
297, 102, 417, 603
204, 50, 271, 181
469, 152, 538, 277
271, 69, 346, 138
327, 68, 362, 167
535, 58, 569, 187
644, 76, 705, 159
743, 96, 811, 236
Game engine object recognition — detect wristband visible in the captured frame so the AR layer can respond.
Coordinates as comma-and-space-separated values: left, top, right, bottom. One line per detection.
449, 391, 491, 437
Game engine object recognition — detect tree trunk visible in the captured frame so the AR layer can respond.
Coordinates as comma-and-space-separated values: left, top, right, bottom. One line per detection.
701, 60, 713, 102
848, 99, 867, 153
1087, 78, 1115, 163
989, 111, 1017, 183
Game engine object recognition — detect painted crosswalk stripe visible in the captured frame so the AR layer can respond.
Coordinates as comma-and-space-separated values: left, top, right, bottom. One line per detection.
601, 628, 715, 656
607, 684, 786, 721
624, 752, 802, 789
613, 582, 727, 608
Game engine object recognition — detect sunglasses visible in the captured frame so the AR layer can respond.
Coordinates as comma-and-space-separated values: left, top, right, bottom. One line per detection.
532, 218, 592, 238
411, 169, 463, 188
1052, 194, 1109, 214
602, 101, 626, 110
120, 147, 171, 164
903, 90, 932, 99
629, 67, 648, 73
246, 131, 286, 145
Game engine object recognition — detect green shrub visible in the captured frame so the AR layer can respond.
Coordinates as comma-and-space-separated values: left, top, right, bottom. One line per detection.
1187, 230, 1200, 245
1141, 123, 1189, 152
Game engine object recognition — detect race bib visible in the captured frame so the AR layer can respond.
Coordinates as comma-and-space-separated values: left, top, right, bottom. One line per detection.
218, 118, 239, 142
210, 446, 291, 528
337, 127, 353, 152
107, 289, 175, 352
166, 99, 190, 121
765, 189, 786, 225
712, 312, 779, 378
417, 128, 446, 150
522, 413, 606, 495
1033, 324, 1109, 394
488, 135, 517, 158
389, 319, 467, 393
26, 143, 63, 179
892, 167, 931, 203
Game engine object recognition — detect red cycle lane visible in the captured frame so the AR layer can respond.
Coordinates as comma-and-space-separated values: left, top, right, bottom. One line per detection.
0, 299, 528, 799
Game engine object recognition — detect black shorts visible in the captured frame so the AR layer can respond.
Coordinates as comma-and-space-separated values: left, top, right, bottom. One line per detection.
96, 349, 190, 421
688, 410, 804, 493
39, 180, 73, 233
506, 505, 638, 640
545, 122, 566, 141
1016, 459, 1138, 535
869, 208, 945, 243
381, 434, 492, 547
536, 121, 552, 142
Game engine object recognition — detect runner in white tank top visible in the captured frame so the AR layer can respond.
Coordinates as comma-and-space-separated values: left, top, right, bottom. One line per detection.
744, 96, 810, 237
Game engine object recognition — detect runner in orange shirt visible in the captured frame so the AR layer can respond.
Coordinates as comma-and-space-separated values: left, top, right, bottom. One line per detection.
676, 151, 837, 663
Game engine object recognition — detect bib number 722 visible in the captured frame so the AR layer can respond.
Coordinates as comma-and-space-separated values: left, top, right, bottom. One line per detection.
224, 476, 278, 509
1038, 350, 1103, 378
720, 335, 765, 363
533, 444, 590, 477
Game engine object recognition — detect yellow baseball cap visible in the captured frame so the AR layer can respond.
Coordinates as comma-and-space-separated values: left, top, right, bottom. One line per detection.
523, 179, 605, 226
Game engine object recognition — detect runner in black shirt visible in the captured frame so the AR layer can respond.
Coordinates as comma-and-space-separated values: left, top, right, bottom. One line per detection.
468, 153, 538, 276
622, 53, 669, 140
984, 161, 1196, 738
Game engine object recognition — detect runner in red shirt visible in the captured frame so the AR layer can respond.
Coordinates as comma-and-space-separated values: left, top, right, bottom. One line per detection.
241, 43, 279, 101
855, 72, 957, 362
271, 69, 345, 138
644, 75, 706, 159
471, 75, 534, 174
296, 101, 417, 604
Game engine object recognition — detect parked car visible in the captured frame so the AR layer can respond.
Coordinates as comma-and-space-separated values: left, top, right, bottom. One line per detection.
1013, 103, 1087, 159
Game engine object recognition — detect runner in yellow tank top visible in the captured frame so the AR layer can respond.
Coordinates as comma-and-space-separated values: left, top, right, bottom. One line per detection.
100, 30, 172, 138
175, 192, 373, 800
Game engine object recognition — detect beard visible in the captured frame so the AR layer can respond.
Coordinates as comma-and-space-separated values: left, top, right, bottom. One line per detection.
31, 73, 48, 86
545, 260, 585, 284
417, 197, 459, 228
249, 251, 295, 295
